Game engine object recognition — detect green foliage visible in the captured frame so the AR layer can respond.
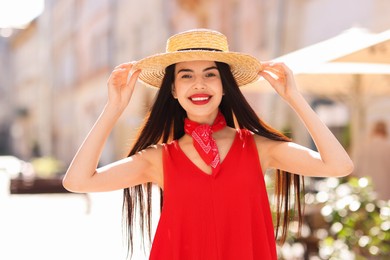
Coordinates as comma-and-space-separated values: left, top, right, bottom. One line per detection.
315, 177, 390, 259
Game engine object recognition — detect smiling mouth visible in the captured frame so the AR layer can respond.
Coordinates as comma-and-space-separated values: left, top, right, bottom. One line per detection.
190, 96, 210, 101
189, 95, 211, 104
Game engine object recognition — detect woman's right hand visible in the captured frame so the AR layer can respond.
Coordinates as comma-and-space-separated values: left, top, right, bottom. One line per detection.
106, 62, 141, 113
63, 62, 149, 193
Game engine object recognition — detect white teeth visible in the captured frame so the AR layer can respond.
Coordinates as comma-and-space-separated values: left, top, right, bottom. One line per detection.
191, 97, 209, 101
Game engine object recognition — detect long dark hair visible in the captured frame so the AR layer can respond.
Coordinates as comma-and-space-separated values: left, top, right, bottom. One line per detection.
123, 62, 304, 258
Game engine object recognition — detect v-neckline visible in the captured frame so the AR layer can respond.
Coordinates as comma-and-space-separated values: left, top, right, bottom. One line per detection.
175, 130, 240, 177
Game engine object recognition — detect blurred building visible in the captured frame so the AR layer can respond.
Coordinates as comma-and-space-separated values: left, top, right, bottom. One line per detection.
0, 0, 390, 167
0, 33, 12, 155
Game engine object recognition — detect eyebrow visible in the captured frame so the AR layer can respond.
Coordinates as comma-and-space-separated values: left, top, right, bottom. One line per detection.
177, 66, 218, 74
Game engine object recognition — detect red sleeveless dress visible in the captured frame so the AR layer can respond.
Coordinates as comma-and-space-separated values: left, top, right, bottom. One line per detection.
149, 129, 277, 260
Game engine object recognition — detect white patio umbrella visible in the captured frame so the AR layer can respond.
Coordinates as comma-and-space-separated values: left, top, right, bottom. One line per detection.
293, 62, 390, 157
244, 28, 390, 157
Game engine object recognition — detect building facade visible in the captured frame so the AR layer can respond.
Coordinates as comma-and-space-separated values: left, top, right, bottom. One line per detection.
1, 0, 390, 166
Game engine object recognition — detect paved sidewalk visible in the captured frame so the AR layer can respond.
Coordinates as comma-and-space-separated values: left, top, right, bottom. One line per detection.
0, 191, 150, 260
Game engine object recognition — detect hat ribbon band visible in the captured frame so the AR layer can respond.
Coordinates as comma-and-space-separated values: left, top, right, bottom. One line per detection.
177, 48, 223, 52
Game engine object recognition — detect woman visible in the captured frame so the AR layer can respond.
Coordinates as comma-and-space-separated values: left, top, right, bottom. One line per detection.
63, 29, 353, 259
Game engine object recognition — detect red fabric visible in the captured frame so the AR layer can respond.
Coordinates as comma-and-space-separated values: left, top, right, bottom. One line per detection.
184, 111, 227, 175
150, 129, 277, 260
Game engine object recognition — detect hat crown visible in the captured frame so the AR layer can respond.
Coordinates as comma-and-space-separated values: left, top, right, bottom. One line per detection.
166, 29, 229, 53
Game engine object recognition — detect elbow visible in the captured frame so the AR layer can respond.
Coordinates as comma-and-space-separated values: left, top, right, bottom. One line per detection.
62, 169, 98, 193
62, 177, 77, 192
333, 159, 354, 177
62, 175, 86, 193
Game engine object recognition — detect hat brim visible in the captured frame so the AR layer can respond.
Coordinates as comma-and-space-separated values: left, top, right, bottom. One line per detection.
133, 50, 263, 88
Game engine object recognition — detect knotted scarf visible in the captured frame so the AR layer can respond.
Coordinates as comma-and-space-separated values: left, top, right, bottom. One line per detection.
184, 111, 227, 174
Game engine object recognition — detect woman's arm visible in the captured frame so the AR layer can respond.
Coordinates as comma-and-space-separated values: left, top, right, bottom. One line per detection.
257, 62, 354, 177
62, 63, 161, 193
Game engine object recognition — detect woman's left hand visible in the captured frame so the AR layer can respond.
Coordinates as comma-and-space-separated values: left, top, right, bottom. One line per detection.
259, 62, 299, 101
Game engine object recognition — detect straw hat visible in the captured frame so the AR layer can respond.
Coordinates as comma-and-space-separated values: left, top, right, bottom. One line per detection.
133, 29, 263, 88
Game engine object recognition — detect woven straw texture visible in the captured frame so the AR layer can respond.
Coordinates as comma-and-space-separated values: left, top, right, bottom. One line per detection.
133, 29, 262, 88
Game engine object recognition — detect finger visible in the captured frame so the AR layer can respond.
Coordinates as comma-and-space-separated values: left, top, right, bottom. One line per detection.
260, 61, 276, 67
268, 62, 294, 76
259, 71, 278, 85
262, 62, 285, 71
115, 61, 135, 68
112, 62, 135, 74
259, 70, 285, 82
262, 67, 284, 77
261, 66, 288, 81
127, 69, 141, 88
262, 61, 288, 70
109, 69, 130, 83
111, 62, 136, 79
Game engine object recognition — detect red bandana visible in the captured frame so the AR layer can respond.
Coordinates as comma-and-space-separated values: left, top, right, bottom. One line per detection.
184, 111, 227, 174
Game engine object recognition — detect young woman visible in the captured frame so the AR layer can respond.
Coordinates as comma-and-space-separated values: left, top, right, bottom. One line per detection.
63, 29, 353, 259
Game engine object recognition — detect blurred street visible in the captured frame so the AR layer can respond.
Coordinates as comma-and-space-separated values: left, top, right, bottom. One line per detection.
1, 1, 390, 259
0, 191, 149, 260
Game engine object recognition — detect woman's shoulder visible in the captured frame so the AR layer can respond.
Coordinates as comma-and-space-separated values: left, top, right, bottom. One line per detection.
143, 143, 164, 156
140, 144, 164, 186
237, 128, 268, 143
139, 144, 165, 169
148, 140, 183, 156
245, 129, 283, 154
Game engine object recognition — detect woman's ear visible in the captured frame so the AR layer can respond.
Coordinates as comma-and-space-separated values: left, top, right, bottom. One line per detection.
171, 84, 178, 99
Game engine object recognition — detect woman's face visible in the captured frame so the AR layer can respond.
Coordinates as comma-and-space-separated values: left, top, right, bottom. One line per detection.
173, 60, 223, 123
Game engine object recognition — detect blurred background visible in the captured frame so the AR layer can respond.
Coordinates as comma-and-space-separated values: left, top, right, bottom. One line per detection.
0, 0, 390, 259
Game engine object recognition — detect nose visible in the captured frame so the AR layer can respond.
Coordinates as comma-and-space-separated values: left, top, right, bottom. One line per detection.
193, 76, 206, 89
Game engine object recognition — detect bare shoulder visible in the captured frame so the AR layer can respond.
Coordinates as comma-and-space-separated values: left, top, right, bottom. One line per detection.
140, 144, 164, 187
141, 143, 164, 159
252, 132, 283, 170
252, 132, 277, 148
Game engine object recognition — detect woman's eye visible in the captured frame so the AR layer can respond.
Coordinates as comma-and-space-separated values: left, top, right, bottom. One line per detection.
181, 74, 192, 79
205, 72, 217, 77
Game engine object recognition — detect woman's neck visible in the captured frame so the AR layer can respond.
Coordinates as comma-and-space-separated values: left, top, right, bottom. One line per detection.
186, 110, 219, 125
